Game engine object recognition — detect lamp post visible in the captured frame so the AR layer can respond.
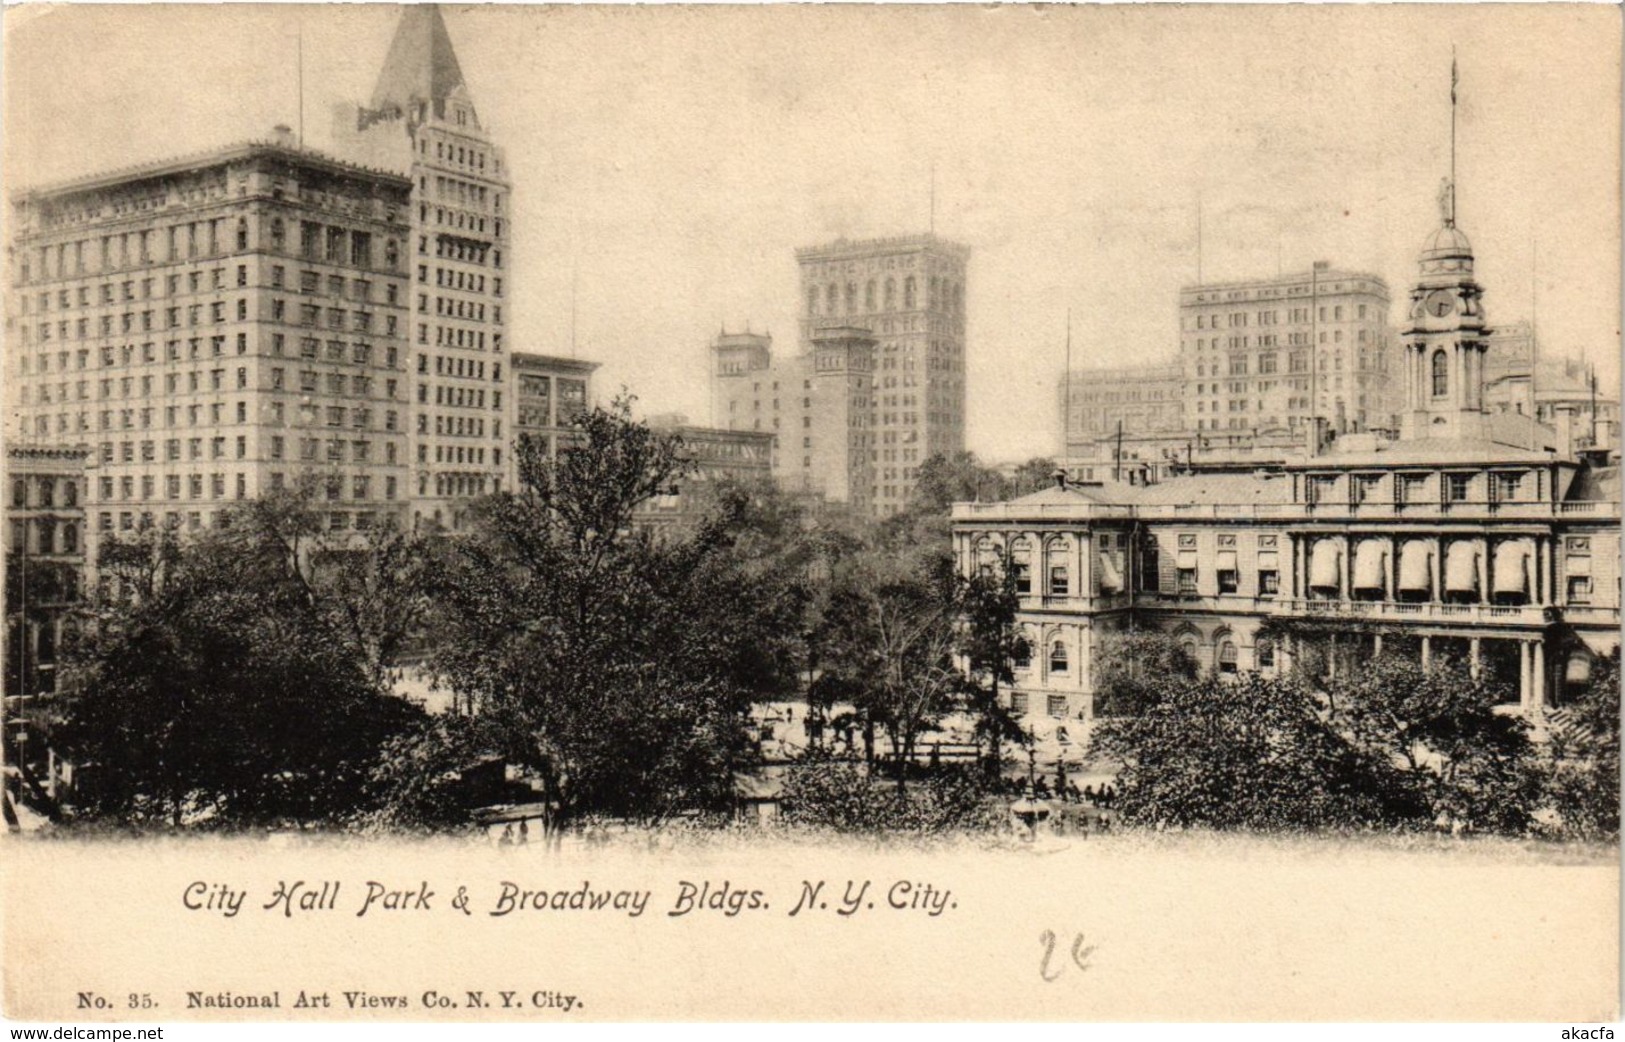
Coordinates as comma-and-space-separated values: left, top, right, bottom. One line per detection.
1009, 732, 1050, 841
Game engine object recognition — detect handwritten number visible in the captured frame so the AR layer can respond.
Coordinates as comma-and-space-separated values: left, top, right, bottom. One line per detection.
1039, 929, 1094, 981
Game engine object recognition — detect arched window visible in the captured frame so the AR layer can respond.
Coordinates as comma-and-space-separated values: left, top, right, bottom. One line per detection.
884, 278, 896, 309
1217, 640, 1239, 674
826, 284, 838, 313
929, 275, 939, 309
1049, 640, 1069, 674
1431, 349, 1449, 397
865, 280, 877, 311
1014, 629, 1033, 670
12, 480, 26, 508
844, 282, 857, 314
904, 276, 917, 309
975, 536, 999, 578
63, 482, 77, 507
1045, 539, 1070, 596
37, 480, 53, 508
1010, 538, 1032, 594
807, 287, 818, 316
270, 218, 285, 251
62, 523, 78, 555
1256, 638, 1275, 670
385, 240, 399, 269
236, 218, 248, 251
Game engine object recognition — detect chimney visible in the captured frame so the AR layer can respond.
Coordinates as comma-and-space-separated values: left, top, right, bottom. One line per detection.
271, 124, 297, 149
1553, 403, 1576, 458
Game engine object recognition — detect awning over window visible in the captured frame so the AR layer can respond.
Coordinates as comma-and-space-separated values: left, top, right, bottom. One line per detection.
1216, 550, 1238, 571
1098, 552, 1123, 593
1566, 553, 1592, 576
1177, 550, 1198, 569
1309, 539, 1342, 590
1493, 540, 1530, 594
1444, 540, 1480, 593
1353, 539, 1388, 590
1398, 540, 1433, 592
1567, 652, 1594, 685
1257, 550, 1279, 570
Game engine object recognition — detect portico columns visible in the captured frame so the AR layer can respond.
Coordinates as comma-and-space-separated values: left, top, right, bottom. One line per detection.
1469, 636, 1482, 679
1421, 635, 1432, 670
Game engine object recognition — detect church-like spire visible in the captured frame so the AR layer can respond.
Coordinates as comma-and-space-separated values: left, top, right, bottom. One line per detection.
369, 5, 468, 118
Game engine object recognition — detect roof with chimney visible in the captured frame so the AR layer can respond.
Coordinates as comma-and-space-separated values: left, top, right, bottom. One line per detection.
370, 5, 468, 114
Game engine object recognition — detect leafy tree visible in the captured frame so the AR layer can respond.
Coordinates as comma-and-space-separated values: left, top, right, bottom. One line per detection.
1541, 648, 1620, 840
1093, 671, 1393, 831
1328, 655, 1537, 833
56, 496, 429, 828
814, 553, 964, 792
425, 395, 804, 828
1007, 457, 1060, 497
1090, 630, 1200, 717
958, 558, 1028, 778
906, 451, 1010, 515
780, 755, 1000, 833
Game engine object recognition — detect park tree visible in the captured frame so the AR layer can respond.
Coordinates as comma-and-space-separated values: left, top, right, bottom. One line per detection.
1542, 648, 1621, 839
958, 557, 1028, 779
813, 553, 965, 792
1090, 629, 1201, 717
1092, 670, 1393, 831
422, 396, 804, 828
1327, 655, 1538, 833
56, 492, 430, 828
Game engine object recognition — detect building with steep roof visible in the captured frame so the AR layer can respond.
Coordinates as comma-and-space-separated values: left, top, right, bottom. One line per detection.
333, 5, 515, 531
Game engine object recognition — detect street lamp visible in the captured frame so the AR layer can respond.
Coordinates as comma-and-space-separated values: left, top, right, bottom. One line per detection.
1008, 731, 1049, 841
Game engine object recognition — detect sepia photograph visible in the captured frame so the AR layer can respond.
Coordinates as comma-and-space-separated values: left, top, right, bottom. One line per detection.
1, 0, 1619, 1030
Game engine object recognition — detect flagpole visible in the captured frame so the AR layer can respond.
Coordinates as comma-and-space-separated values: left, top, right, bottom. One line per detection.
1449, 48, 1457, 223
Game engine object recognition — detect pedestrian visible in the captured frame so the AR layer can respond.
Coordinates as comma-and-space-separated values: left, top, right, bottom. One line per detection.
1083, 783, 1096, 805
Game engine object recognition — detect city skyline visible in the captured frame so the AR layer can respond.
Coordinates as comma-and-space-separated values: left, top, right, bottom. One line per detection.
5, 4, 1619, 462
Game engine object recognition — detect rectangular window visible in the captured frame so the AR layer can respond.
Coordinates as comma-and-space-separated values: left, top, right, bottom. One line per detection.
1048, 565, 1069, 597
1217, 569, 1239, 595
1567, 574, 1594, 604
1259, 570, 1280, 596
1446, 473, 1471, 503
1178, 568, 1198, 596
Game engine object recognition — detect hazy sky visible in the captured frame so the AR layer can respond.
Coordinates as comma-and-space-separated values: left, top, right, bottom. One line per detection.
5, 3, 1619, 460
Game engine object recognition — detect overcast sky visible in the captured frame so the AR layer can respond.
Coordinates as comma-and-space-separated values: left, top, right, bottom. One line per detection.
5, 3, 1618, 461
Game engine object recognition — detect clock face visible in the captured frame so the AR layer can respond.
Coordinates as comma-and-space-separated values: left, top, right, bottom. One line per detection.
1425, 290, 1456, 318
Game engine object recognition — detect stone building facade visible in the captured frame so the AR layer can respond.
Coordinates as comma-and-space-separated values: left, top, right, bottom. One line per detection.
714, 235, 968, 517
1181, 262, 1397, 435
957, 203, 1619, 729
6, 139, 416, 537
333, 4, 514, 530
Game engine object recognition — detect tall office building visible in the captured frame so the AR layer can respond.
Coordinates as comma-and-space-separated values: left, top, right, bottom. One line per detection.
797, 235, 969, 515
6, 136, 415, 536
1179, 262, 1395, 435
334, 5, 513, 530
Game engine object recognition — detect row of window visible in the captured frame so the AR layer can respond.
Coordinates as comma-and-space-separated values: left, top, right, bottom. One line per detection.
1190, 303, 1373, 330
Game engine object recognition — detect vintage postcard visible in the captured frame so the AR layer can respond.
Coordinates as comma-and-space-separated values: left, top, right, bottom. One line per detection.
1, 1, 1619, 1030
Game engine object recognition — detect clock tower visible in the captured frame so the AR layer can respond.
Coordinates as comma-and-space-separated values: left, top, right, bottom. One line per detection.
1400, 182, 1491, 442
1400, 58, 1495, 442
